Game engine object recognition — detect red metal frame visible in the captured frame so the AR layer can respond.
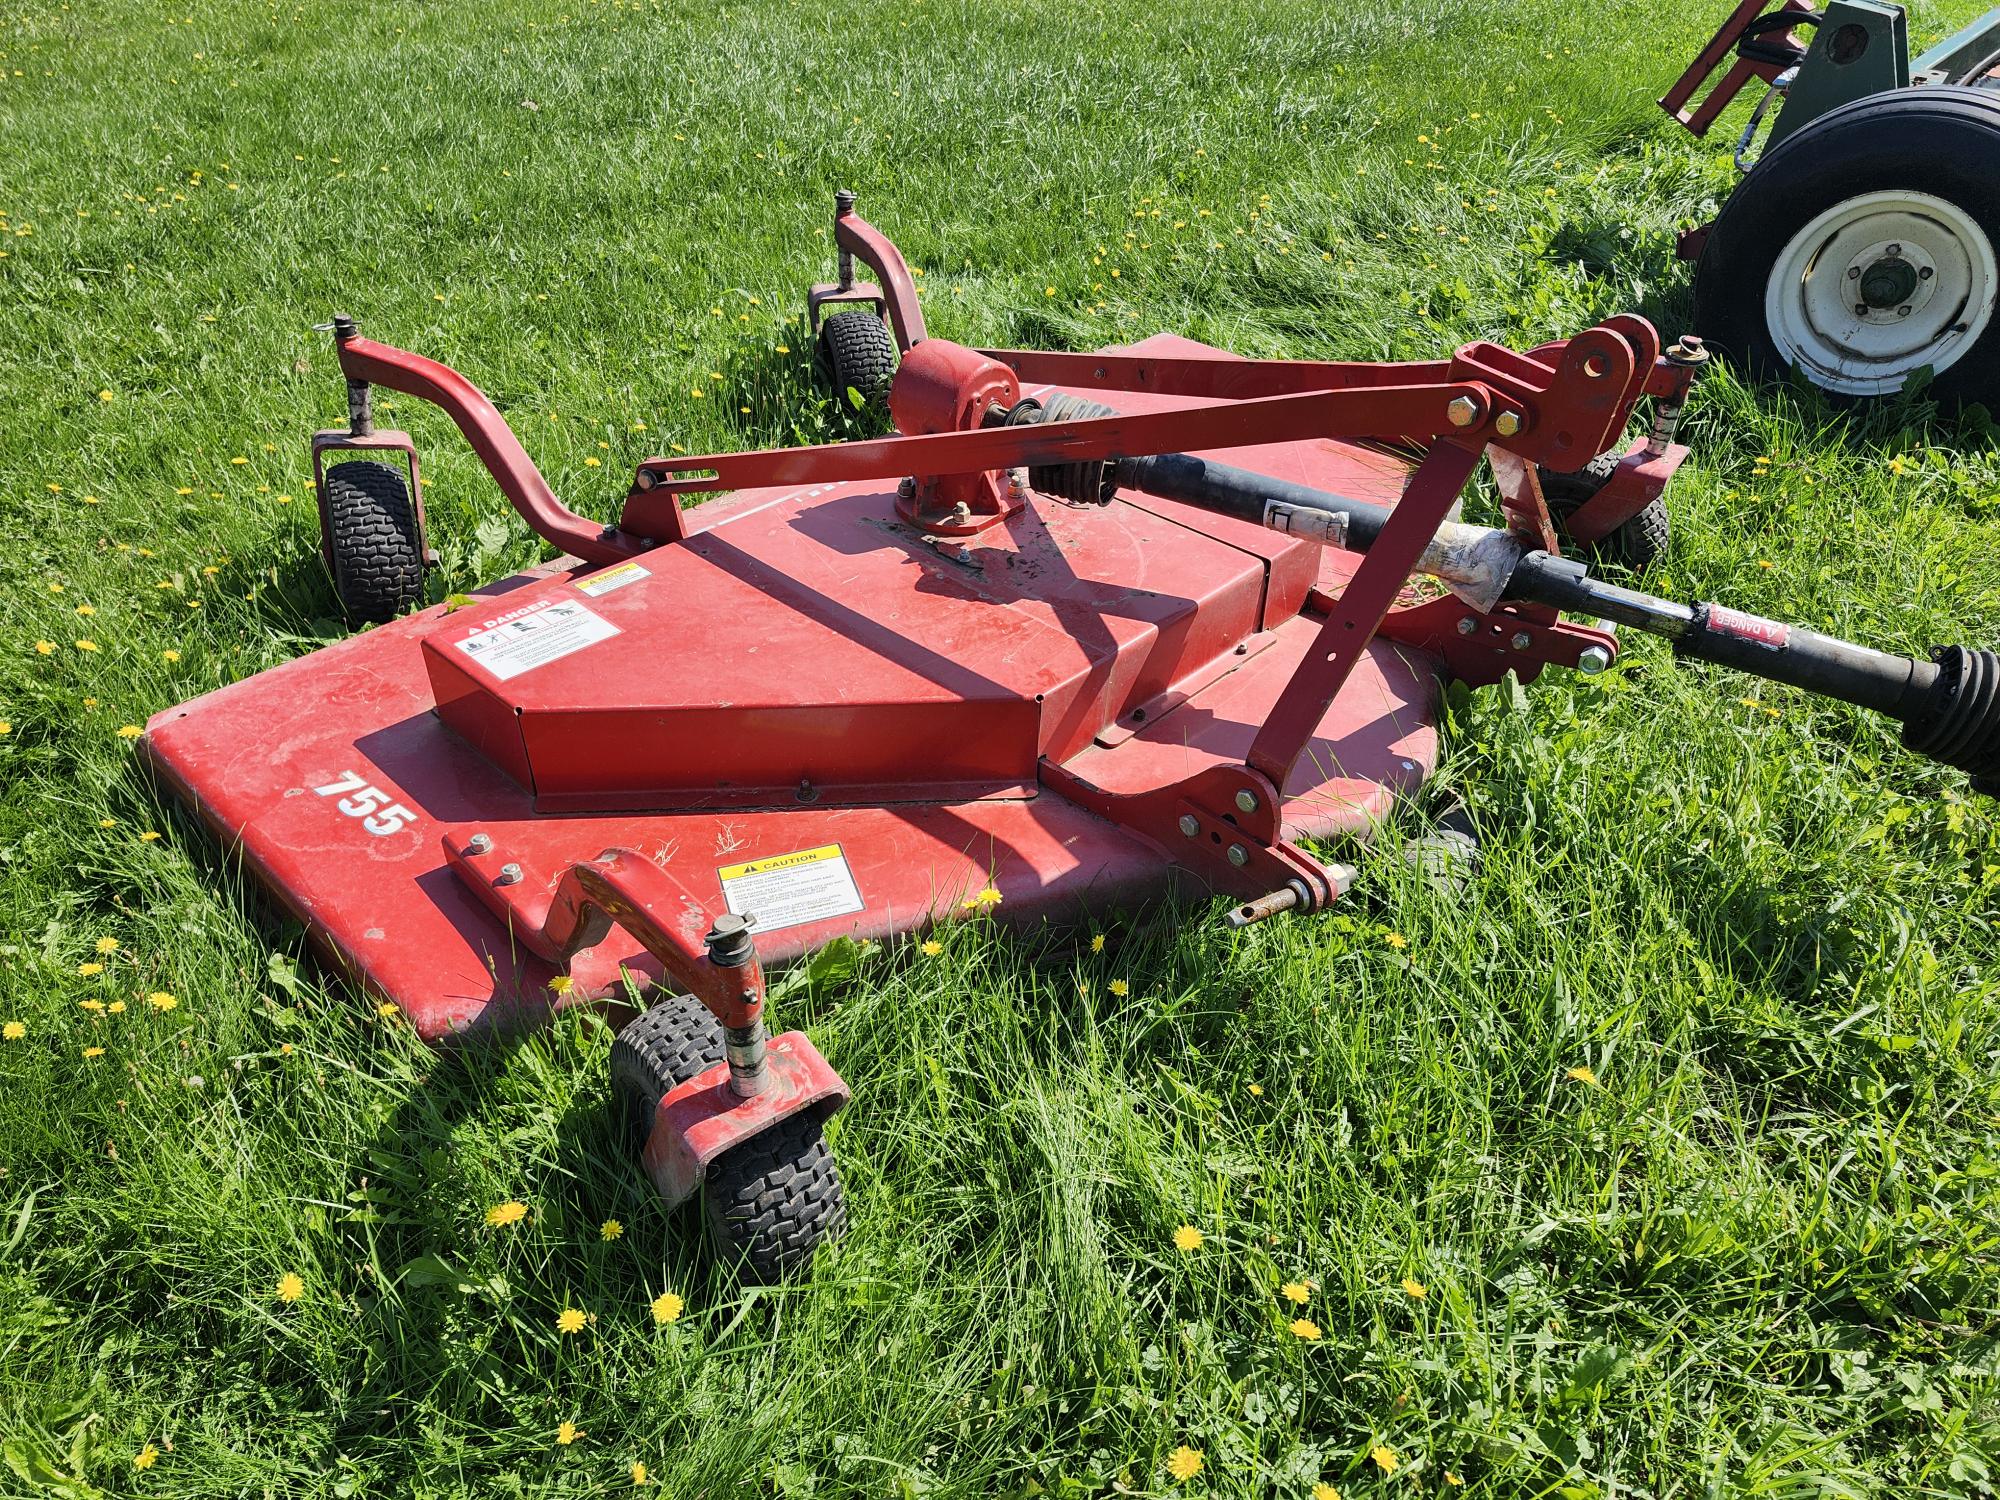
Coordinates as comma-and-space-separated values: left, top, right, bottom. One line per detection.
1660, 0, 1820, 135
806, 202, 930, 353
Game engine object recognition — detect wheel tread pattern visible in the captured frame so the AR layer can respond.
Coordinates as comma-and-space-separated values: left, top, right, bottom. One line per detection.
609, 993, 727, 1135
323, 460, 424, 623
819, 311, 899, 408
703, 1112, 847, 1281
1540, 452, 1670, 570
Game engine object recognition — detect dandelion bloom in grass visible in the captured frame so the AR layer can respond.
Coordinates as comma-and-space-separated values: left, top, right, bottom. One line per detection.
375, 1001, 398, 1018
139, 831, 161, 842
548, 975, 574, 995
1445, 1474, 1465, 1487
83, 1045, 106, 1058
486, 1200, 528, 1228
631, 1461, 649, 1485
81, 999, 105, 1012
1370, 1446, 1398, 1474
76, 640, 99, 652
1247, 1082, 1263, 1097
1313, 1486, 1341, 1500
1566, 1065, 1601, 1087
1090, 933, 1105, 953
651, 1291, 683, 1325
556, 1307, 587, 1334
147, 992, 177, 1012
35, 639, 57, 654
1402, 1277, 1426, 1299
600, 1219, 623, 1241
1281, 1281, 1311, 1306
1289, 1318, 1322, 1341
960, 885, 1002, 910
134, 1445, 158, 1469
1108, 979, 1129, 998
1173, 1225, 1203, 1252
107, 1001, 126, 1015
275, 1272, 304, 1302
162, 649, 180, 662
1384, 932, 1409, 950
919, 938, 943, 956
3, 1021, 25, 1041
96, 937, 120, 954
1167, 1445, 1203, 1482
556, 1420, 581, 1445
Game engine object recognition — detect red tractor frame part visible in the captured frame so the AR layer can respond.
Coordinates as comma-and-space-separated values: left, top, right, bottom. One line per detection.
805, 189, 929, 350
1661, 0, 1821, 136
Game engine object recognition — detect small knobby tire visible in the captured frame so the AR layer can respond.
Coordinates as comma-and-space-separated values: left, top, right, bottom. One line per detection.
609, 991, 726, 1137
1693, 85, 2000, 405
818, 309, 899, 411
702, 1109, 848, 1282
321, 460, 425, 623
1539, 451, 1671, 570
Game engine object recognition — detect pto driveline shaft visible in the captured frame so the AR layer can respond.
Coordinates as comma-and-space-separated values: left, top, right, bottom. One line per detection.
1014, 395, 1998, 792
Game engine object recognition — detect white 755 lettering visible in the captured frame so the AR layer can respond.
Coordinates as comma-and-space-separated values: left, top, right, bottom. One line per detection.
312, 770, 419, 836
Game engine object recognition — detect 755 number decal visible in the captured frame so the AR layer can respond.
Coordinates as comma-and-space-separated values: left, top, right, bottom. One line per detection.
313, 770, 419, 837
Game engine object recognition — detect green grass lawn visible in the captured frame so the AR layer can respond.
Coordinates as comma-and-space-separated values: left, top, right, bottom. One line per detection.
4, 0, 2000, 1493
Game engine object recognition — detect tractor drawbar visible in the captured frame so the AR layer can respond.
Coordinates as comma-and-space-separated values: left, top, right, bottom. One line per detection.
1010, 399, 2000, 794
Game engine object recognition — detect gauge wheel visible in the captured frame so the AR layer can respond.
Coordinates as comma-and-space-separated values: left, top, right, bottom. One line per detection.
1693, 86, 2000, 404
818, 309, 899, 411
1540, 451, 1671, 570
321, 460, 425, 623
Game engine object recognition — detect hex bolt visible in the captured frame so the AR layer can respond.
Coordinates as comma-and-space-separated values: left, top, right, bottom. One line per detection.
1510, 631, 1534, 651
1577, 645, 1612, 675
1848, 266, 1862, 280
1177, 814, 1200, 837
1855, 303, 1870, 316
1455, 616, 1478, 636
1446, 395, 1480, 428
494, 862, 523, 886
1235, 788, 1259, 813
1226, 844, 1249, 867
1493, 411, 1522, 437
897, 477, 917, 500
466, 833, 492, 855
1919, 266, 1933, 280
1886, 243, 1901, 257
1898, 305, 1912, 317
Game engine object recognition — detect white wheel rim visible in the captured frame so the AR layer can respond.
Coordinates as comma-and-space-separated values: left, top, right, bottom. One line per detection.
1763, 189, 1997, 395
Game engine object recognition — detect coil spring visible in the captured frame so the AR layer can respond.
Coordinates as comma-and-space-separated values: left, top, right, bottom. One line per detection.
1006, 392, 1121, 505
1903, 646, 2000, 784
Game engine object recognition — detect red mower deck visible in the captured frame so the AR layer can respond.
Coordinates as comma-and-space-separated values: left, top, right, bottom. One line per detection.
142, 335, 1440, 1043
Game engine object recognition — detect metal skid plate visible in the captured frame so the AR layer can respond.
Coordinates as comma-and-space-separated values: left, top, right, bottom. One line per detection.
142, 336, 1443, 1042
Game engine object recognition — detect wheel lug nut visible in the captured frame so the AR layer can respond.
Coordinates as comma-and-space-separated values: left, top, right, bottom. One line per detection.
1886, 243, 1901, 257
1918, 266, 1933, 280
1898, 305, 1912, 317
1847, 266, 1862, 280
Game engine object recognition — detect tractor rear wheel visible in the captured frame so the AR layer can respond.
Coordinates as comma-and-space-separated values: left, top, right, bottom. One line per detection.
321, 460, 425, 623
609, 992, 726, 1137
818, 309, 899, 411
1694, 86, 2000, 405
703, 1112, 847, 1282
1540, 451, 1670, 570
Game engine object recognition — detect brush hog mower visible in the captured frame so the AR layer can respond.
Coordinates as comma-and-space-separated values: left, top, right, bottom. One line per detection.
141, 195, 2000, 1280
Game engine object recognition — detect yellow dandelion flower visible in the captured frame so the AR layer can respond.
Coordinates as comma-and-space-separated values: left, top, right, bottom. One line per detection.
78, 962, 104, 976
631, 1461, 649, 1485
486, 1200, 528, 1227
99, 819, 116, 829
1281, 1281, 1310, 1305
117, 725, 143, 739
600, 1219, 623, 1241
556, 1420, 581, 1445
375, 1001, 398, 1018
230, 456, 249, 466
75, 640, 98, 652
1167, 1445, 1203, 1482
1370, 1446, 1398, 1474
163, 649, 180, 662
140, 831, 162, 842
1090, 933, 1105, 953
134, 1445, 158, 1469
1445, 1474, 1464, 1487
1402, 1277, 1426, 1299
1173, 1225, 1203, 1252
651, 1291, 683, 1324
107, 1001, 125, 1014
1108, 979, 1129, 997
80, 999, 105, 1011
1289, 1317, 1322, 1341
961, 885, 1002, 910
919, 939, 943, 956
3, 1021, 25, 1041
36, 640, 57, 654
1247, 1082, 1263, 1096
276, 1272, 304, 1302
1566, 1065, 1600, 1087
1384, 932, 1408, 949
548, 975, 574, 995
1313, 1485, 1341, 1500
146, 991, 177, 1011
84, 1045, 106, 1058
556, 1307, 587, 1334
99, 388, 115, 402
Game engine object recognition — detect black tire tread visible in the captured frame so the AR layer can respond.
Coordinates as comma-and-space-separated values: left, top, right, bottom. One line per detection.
819, 310, 899, 408
1540, 451, 1670, 570
703, 1111, 847, 1281
609, 992, 727, 1135
323, 460, 424, 623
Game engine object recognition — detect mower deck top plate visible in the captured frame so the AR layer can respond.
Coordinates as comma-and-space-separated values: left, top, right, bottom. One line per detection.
143, 336, 1444, 1041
